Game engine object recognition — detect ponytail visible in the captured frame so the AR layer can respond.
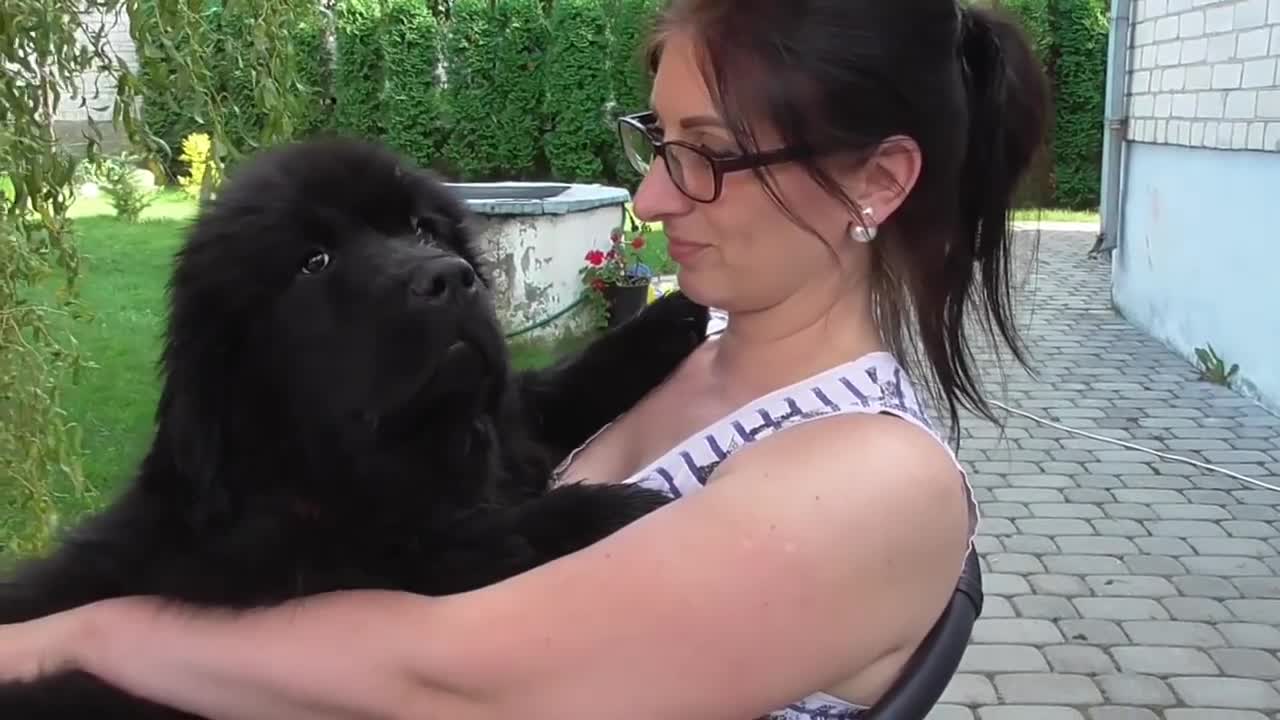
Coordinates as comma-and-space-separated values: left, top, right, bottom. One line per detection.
928, 4, 1050, 436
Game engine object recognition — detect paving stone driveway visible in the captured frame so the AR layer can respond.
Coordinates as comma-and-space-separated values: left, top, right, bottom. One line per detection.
929, 228, 1280, 720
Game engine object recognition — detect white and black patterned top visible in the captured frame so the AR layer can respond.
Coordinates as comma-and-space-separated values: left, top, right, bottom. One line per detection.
555, 310, 979, 720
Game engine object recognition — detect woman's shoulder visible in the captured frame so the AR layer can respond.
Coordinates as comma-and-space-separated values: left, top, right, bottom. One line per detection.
715, 407, 964, 495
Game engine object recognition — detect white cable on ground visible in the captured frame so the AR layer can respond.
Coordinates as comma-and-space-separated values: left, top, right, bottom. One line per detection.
989, 399, 1280, 494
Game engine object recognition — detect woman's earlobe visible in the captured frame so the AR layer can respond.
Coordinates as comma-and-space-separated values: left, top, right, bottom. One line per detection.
848, 206, 878, 244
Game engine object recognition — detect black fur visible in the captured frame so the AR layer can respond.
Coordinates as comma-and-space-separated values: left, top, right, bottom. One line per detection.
0, 136, 708, 717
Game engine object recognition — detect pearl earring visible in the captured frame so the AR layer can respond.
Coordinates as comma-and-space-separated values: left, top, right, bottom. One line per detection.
849, 206, 878, 244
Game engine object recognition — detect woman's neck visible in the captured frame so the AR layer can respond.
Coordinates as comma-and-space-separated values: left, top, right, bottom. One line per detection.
707, 282, 883, 400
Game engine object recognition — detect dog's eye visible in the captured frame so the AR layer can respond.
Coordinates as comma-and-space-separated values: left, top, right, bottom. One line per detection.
301, 250, 331, 275
412, 218, 432, 245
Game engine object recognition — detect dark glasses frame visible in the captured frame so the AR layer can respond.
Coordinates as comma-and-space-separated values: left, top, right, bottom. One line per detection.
616, 111, 812, 203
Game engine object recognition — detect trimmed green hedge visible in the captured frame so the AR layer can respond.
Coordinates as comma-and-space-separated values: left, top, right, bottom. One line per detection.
441, 0, 550, 180
999, 0, 1109, 209
294, 7, 336, 137
1050, 0, 1109, 209
488, 0, 552, 179
609, 0, 661, 183
136, 0, 670, 185
542, 0, 616, 182
381, 0, 444, 168
334, 0, 385, 141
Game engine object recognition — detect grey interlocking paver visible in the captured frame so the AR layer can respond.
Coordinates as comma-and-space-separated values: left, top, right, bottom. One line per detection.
1075, 597, 1171, 621
1208, 649, 1280, 680
925, 705, 974, 720
1095, 674, 1177, 706
1121, 620, 1228, 648
1044, 645, 1117, 674
1089, 709, 1160, 720
977, 707, 1084, 720
994, 673, 1104, 704
1218, 623, 1280, 650
1012, 595, 1078, 619
1161, 596, 1236, 622
1168, 676, 1280, 710
1233, 577, 1280, 598
1223, 600, 1280, 624
1087, 575, 1179, 597
939, 231, 1280, 717
1112, 646, 1221, 675
1124, 555, 1186, 576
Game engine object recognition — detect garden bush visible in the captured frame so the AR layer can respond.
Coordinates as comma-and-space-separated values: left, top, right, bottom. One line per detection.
542, 0, 617, 183
215, 1, 267, 153
1049, 0, 1109, 209
334, 0, 386, 141
294, 6, 337, 137
382, 0, 445, 168
132, 0, 204, 182
609, 0, 661, 184
442, 0, 549, 180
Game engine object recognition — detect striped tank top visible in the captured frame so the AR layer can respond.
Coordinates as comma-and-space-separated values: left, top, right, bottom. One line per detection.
554, 310, 979, 719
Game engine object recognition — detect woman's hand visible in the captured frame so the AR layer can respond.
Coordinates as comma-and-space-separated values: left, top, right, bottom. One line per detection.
0, 604, 93, 684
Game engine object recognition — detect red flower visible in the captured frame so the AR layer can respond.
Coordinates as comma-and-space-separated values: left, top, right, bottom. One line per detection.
632, 235, 646, 250
590, 278, 606, 291
584, 249, 606, 267
606, 249, 617, 261
610, 228, 623, 245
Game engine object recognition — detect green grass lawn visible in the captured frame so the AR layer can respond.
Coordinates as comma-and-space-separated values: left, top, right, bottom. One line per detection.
1012, 207, 1100, 224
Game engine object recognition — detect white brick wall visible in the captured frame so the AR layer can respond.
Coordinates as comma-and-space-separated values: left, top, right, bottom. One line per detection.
53, 7, 137, 123
1126, 0, 1280, 151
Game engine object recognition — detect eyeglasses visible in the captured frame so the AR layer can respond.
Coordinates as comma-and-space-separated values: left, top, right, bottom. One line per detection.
616, 111, 811, 203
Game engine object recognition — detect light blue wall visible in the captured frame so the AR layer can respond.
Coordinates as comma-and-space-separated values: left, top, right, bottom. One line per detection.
1112, 141, 1280, 411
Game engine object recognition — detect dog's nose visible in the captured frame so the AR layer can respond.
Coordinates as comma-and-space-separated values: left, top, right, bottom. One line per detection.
410, 257, 477, 304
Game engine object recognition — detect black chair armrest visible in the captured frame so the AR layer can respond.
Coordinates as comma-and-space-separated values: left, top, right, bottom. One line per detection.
862, 549, 983, 720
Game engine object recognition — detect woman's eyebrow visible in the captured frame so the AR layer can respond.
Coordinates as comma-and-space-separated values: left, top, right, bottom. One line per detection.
679, 114, 725, 130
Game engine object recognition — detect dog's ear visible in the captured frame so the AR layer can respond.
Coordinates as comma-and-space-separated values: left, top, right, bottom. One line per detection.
152, 343, 236, 527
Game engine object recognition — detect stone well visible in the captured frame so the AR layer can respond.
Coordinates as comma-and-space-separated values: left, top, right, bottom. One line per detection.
446, 181, 630, 341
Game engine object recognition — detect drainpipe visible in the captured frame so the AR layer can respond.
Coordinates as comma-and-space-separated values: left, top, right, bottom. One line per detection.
1095, 0, 1132, 253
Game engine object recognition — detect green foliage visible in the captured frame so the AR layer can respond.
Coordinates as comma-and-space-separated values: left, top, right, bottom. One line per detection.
334, 0, 386, 141
1050, 0, 1108, 209
1002, 0, 1053, 65
133, 0, 203, 182
97, 155, 160, 223
542, 0, 617, 183
441, 0, 504, 178
1195, 343, 1240, 386
0, 0, 132, 555
382, 0, 444, 169
177, 132, 222, 199
294, 6, 336, 137
442, 0, 549, 180
609, 0, 661, 184
214, 2, 265, 152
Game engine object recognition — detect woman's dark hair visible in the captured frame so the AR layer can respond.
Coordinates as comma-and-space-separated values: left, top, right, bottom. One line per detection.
645, 0, 1051, 442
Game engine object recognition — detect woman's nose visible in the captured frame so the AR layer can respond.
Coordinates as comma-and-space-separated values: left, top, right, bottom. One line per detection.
631, 156, 692, 222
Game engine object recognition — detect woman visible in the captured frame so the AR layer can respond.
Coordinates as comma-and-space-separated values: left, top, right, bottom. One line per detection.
0, 1, 1049, 718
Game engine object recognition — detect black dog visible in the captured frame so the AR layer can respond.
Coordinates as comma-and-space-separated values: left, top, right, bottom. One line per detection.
0, 136, 707, 717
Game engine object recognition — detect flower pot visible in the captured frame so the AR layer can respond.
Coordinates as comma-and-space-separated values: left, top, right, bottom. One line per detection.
601, 280, 651, 329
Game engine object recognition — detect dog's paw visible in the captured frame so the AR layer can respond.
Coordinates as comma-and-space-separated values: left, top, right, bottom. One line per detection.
519, 482, 673, 557
628, 290, 710, 359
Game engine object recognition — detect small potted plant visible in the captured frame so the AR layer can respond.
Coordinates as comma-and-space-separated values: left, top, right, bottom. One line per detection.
580, 225, 653, 329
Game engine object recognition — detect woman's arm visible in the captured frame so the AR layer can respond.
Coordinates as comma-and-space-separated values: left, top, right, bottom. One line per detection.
3, 412, 971, 720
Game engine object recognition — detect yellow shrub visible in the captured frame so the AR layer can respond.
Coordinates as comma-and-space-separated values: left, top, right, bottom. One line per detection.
177, 132, 221, 199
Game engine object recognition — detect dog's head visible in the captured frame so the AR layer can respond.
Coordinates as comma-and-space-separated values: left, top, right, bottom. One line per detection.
154, 136, 508, 513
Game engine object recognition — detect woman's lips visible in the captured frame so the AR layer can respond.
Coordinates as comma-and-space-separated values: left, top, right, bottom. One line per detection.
666, 235, 709, 264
